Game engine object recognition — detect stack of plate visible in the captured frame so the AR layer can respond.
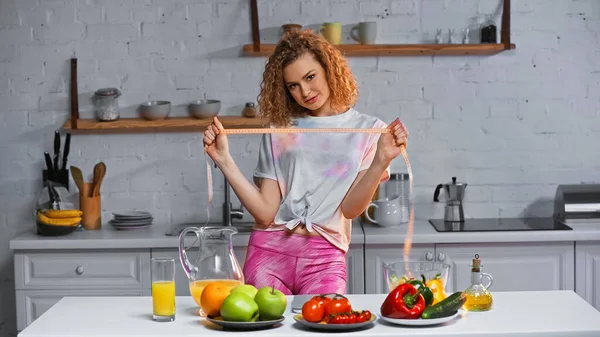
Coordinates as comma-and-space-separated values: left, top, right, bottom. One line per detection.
109, 211, 153, 230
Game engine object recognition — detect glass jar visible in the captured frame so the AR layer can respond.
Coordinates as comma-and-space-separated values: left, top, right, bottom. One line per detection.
242, 102, 256, 118
93, 88, 121, 121
479, 14, 497, 43
382, 173, 410, 223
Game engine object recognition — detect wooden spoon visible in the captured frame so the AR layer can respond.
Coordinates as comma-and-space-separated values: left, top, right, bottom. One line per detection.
70, 166, 85, 194
92, 162, 106, 197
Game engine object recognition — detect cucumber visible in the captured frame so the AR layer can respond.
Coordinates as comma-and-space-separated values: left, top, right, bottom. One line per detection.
421, 292, 466, 319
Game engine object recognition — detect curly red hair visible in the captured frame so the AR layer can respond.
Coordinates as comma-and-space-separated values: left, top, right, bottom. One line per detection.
256, 29, 359, 127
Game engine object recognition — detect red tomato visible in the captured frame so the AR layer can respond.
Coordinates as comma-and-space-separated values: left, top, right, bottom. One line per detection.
301, 299, 325, 323
362, 310, 372, 320
324, 296, 352, 317
356, 312, 367, 323
311, 295, 331, 308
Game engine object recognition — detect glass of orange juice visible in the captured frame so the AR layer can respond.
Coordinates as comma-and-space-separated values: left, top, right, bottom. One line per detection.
151, 257, 176, 322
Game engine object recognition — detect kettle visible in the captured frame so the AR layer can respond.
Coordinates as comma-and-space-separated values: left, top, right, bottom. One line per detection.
434, 177, 467, 222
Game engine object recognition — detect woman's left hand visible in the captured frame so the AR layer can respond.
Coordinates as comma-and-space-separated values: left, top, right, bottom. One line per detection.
375, 118, 409, 165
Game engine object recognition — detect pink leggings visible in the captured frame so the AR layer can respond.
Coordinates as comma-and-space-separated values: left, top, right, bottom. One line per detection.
242, 230, 347, 295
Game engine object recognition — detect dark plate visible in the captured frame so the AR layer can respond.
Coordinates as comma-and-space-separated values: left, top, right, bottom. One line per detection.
36, 222, 78, 236
293, 313, 376, 331
206, 316, 285, 330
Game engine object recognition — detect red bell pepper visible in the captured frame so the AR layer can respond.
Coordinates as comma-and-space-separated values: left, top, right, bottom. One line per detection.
380, 283, 426, 319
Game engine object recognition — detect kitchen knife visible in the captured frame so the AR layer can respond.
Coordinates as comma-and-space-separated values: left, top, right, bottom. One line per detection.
44, 151, 54, 181
62, 133, 71, 170
53, 130, 60, 174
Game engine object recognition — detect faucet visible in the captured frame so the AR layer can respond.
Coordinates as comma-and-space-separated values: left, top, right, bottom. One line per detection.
218, 163, 244, 226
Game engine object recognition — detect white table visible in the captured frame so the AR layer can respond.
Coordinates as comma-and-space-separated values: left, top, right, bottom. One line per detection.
18, 291, 600, 337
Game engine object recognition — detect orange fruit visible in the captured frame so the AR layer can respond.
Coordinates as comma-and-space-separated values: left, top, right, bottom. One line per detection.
200, 282, 232, 317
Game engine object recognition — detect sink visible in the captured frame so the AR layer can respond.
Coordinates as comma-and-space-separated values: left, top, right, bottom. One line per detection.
165, 222, 255, 236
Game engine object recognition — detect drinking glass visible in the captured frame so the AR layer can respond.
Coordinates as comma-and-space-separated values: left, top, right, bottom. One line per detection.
151, 257, 176, 322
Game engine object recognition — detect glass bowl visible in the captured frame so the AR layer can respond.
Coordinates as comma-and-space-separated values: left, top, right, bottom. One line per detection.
383, 261, 450, 293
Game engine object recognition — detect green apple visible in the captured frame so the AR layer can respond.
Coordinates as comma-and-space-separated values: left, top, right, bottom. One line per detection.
253, 286, 287, 321
230, 284, 258, 299
220, 292, 259, 322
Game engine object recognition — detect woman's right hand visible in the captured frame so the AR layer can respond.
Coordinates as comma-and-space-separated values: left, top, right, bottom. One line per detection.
203, 117, 230, 164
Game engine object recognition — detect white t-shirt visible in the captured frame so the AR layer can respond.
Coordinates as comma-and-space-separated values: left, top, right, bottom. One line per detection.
252, 108, 390, 252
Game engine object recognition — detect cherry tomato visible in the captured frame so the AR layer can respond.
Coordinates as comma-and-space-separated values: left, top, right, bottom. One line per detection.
347, 312, 357, 324
324, 296, 352, 317
362, 310, 372, 321
327, 313, 347, 324
301, 299, 325, 323
356, 311, 367, 323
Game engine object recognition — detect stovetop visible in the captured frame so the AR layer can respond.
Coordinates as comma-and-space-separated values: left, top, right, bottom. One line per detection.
428, 217, 573, 232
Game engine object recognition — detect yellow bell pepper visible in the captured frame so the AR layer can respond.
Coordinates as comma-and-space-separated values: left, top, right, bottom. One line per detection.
425, 275, 447, 305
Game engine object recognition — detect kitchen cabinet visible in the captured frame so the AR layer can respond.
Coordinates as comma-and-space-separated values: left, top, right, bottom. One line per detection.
15, 289, 149, 331
13, 249, 151, 331
10, 239, 585, 332
436, 242, 575, 293
364, 242, 575, 294
575, 241, 600, 310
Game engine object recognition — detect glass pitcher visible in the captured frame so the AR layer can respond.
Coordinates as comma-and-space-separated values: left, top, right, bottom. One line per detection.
179, 226, 244, 316
178, 226, 245, 316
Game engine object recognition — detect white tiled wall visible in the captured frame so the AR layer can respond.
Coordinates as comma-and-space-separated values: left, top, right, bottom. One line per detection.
1, 1, 599, 335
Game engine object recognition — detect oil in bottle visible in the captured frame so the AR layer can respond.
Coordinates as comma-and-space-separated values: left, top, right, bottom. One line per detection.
463, 254, 494, 311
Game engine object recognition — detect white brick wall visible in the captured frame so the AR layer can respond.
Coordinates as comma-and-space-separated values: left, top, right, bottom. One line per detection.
1, 0, 599, 335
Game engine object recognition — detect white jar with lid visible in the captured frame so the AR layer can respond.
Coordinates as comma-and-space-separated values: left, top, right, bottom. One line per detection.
92, 88, 121, 121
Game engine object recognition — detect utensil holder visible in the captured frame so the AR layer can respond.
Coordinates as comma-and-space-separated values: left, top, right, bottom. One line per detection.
43, 169, 70, 191
80, 182, 101, 230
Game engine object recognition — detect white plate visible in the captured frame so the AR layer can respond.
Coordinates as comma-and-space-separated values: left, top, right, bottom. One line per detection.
111, 224, 152, 230
112, 210, 152, 218
379, 310, 462, 326
111, 216, 153, 223
109, 220, 153, 227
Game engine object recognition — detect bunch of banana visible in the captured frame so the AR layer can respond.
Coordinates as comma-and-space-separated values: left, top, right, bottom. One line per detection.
37, 209, 82, 227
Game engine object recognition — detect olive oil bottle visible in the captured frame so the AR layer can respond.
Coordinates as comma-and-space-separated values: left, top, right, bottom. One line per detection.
463, 254, 494, 311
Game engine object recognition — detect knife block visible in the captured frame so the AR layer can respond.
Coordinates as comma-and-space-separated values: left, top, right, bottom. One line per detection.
43, 169, 70, 191
79, 182, 101, 230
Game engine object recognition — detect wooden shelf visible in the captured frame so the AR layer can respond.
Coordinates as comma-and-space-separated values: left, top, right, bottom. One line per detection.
243, 43, 516, 57
62, 116, 266, 134
246, 0, 515, 57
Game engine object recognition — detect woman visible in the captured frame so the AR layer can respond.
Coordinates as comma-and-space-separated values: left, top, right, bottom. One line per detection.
203, 29, 408, 295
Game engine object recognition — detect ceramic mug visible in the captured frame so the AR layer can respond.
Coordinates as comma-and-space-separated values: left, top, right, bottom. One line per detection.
280, 23, 302, 38
350, 21, 377, 44
318, 22, 342, 45
365, 197, 403, 227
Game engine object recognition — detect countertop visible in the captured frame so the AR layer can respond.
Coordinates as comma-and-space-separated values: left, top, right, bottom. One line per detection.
361, 218, 600, 245
9, 221, 365, 250
17, 291, 600, 337
9, 218, 600, 251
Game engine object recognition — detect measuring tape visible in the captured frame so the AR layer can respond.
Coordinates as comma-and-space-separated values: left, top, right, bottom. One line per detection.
220, 127, 391, 135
